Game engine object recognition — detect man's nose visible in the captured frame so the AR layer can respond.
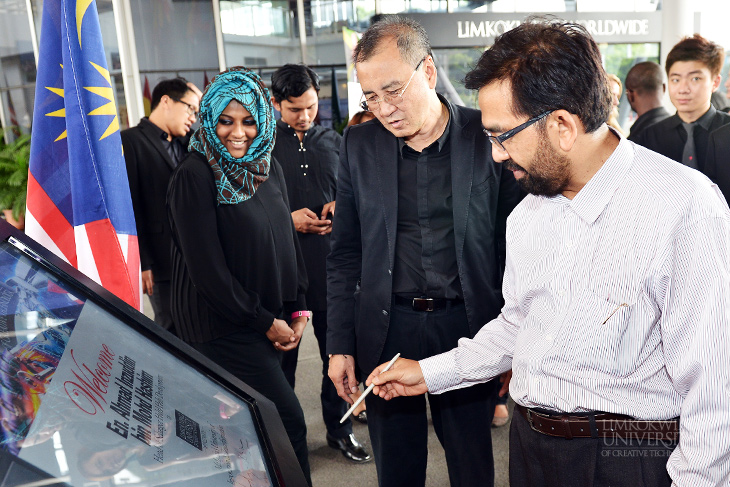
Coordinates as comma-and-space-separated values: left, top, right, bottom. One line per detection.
491, 143, 509, 163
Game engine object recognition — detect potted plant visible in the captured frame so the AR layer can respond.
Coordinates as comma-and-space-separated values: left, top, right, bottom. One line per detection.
0, 128, 30, 230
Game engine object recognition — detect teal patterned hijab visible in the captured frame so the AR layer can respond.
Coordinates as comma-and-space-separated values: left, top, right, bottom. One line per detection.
189, 67, 276, 205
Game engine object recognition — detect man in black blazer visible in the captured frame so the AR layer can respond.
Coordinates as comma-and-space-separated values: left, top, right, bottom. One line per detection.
625, 61, 670, 142
704, 123, 730, 203
326, 17, 521, 487
122, 78, 200, 334
635, 35, 730, 173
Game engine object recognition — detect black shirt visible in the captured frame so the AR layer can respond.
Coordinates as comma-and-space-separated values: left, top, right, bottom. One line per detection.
272, 120, 340, 310
167, 152, 307, 343
143, 117, 186, 167
392, 103, 463, 299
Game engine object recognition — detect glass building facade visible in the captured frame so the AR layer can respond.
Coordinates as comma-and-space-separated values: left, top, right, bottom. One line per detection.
0, 0, 728, 138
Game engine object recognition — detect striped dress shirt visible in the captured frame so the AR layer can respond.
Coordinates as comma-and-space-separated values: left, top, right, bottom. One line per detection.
420, 137, 730, 486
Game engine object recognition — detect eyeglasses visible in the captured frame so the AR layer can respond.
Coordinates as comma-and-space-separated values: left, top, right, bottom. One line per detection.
172, 98, 199, 118
360, 57, 427, 112
483, 110, 554, 152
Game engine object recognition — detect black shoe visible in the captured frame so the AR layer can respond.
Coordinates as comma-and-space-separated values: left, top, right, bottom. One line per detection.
354, 411, 367, 424
326, 433, 372, 463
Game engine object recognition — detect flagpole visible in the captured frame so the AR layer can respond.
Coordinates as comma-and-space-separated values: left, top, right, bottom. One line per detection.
112, 0, 144, 127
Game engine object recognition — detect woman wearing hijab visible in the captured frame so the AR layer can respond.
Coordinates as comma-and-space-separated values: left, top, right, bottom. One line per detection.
167, 67, 311, 484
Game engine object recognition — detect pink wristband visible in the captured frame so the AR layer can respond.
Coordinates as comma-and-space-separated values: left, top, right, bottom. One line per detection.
291, 310, 311, 320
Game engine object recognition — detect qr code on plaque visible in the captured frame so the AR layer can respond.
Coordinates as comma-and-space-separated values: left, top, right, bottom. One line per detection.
175, 409, 203, 451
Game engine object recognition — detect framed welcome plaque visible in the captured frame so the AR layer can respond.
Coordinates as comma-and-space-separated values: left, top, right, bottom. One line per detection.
0, 221, 307, 487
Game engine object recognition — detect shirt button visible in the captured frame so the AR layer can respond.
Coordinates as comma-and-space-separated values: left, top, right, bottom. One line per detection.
566, 240, 573, 249
545, 334, 553, 342
558, 290, 566, 297
382, 310, 388, 316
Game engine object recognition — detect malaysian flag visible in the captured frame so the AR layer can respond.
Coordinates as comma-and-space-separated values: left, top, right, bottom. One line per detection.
26, 0, 141, 310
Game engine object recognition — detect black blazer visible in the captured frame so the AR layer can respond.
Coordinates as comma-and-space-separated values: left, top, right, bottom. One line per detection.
634, 109, 730, 173
704, 123, 730, 204
326, 101, 521, 374
121, 119, 183, 282
627, 107, 670, 142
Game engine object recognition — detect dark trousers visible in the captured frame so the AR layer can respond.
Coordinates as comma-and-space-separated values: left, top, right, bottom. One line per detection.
510, 408, 675, 487
148, 280, 176, 336
281, 309, 352, 438
365, 300, 499, 487
191, 330, 312, 486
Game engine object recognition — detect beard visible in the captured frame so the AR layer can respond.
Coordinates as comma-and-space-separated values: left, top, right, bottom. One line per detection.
505, 132, 571, 197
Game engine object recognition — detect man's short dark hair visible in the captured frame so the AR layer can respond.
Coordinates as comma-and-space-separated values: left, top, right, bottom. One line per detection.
625, 61, 665, 95
665, 34, 725, 78
464, 18, 611, 134
150, 77, 191, 112
353, 15, 432, 67
270, 64, 320, 102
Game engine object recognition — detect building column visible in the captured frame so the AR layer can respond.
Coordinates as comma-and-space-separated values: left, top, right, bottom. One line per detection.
660, 0, 695, 67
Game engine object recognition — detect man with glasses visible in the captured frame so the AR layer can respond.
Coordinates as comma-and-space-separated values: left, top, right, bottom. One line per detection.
326, 16, 521, 487
122, 77, 201, 335
368, 19, 730, 487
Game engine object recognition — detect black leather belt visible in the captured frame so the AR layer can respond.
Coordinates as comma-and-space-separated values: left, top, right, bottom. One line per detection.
515, 404, 679, 441
393, 295, 462, 312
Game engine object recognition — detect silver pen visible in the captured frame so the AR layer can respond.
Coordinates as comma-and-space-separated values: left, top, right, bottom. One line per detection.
340, 352, 401, 424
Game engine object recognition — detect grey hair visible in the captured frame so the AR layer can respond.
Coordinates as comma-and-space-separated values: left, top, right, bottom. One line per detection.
353, 15, 432, 67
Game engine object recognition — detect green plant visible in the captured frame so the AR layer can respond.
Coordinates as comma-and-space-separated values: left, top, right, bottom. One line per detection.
0, 129, 31, 220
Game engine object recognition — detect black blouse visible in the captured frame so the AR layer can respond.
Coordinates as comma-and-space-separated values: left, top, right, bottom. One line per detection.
167, 151, 307, 343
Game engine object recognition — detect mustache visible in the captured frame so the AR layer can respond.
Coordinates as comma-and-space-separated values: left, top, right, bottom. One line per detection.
504, 159, 526, 173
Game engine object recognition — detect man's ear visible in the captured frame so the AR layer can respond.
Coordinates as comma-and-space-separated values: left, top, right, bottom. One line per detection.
711, 74, 722, 92
550, 109, 579, 152
424, 56, 438, 89
272, 97, 282, 112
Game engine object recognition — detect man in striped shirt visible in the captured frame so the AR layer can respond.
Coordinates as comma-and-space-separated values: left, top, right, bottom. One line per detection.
368, 19, 730, 487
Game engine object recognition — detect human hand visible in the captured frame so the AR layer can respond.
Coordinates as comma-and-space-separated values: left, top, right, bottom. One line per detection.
328, 354, 358, 404
142, 270, 154, 295
367, 357, 428, 400
498, 370, 512, 397
265, 318, 295, 348
291, 208, 331, 235
275, 316, 307, 351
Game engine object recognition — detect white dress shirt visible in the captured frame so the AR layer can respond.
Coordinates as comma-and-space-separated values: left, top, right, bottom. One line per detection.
420, 137, 730, 486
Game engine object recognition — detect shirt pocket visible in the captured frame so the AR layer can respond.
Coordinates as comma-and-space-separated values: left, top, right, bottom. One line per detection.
553, 288, 649, 379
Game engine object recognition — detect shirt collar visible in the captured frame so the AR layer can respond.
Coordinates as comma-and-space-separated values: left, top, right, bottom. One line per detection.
667, 105, 717, 129
276, 118, 314, 136
694, 104, 717, 130
141, 117, 170, 141
560, 128, 633, 225
397, 95, 452, 156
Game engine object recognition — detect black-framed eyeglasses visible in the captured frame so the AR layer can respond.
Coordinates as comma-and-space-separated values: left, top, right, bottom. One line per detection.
483, 110, 554, 152
172, 98, 199, 118
360, 57, 427, 112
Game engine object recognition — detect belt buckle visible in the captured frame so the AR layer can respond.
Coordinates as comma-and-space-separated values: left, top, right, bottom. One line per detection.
413, 298, 435, 312
525, 408, 536, 431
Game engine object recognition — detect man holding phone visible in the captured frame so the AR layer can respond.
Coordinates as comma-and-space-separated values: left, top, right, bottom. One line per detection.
271, 63, 371, 463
